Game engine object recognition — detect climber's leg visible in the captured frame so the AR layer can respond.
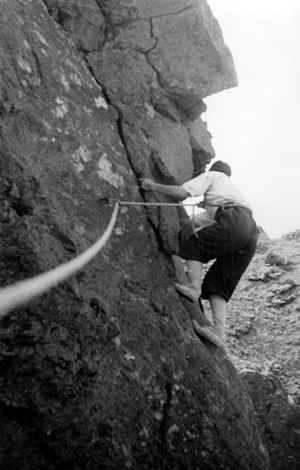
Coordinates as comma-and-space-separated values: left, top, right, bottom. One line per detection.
210, 294, 227, 342
174, 259, 203, 303
192, 294, 227, 349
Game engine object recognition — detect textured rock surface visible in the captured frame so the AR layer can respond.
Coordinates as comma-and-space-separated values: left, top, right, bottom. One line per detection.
44, 0, 237, 253
46, 0, 236, 180
0, 1, 268, 469
242, 371, 300, 470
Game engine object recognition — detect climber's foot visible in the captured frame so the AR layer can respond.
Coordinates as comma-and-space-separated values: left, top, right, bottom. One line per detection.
192, 320, 225, 349
174, 283, 200, 303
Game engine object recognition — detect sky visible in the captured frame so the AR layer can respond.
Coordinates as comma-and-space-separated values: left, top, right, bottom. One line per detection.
201, 0, 300, 238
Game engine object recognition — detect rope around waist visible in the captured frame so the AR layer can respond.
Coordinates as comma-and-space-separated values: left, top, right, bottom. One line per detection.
218, 203, 253, 214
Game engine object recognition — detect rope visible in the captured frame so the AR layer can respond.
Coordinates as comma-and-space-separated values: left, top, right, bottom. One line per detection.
101, 197, 200, 208
103, 197, 202, 236
105, 196, 202, 238
0, 203, 119, 317
0, 196, 203, 317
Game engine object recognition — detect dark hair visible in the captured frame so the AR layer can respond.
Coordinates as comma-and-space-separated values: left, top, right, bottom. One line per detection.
209, 160, 232, 177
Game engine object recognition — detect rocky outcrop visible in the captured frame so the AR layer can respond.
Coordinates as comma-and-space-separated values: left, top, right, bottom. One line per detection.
0, 1, 269, 469
242, 371, 300, 470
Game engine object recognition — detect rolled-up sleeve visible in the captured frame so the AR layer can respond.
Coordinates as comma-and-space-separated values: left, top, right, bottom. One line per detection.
182, 173, 211, 198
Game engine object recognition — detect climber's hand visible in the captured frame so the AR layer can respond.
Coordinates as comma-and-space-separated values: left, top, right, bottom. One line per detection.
140, 178, 156, 191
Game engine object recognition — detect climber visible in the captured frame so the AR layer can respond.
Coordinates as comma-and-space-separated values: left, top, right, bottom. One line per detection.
140, 161, 258, 348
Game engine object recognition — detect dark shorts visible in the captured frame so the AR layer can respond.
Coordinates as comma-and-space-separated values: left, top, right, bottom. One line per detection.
178, 206, 258, 302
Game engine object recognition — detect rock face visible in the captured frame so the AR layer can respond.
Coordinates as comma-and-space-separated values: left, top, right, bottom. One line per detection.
0, 1, 269, 469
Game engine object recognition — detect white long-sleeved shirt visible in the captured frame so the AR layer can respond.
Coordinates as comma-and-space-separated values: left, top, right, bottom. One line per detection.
183, 171, 251, 219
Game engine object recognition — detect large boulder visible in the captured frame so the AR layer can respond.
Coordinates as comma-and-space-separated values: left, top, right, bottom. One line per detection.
0, 1, 267, 469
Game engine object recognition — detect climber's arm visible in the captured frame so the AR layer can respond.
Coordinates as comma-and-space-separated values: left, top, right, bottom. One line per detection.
140, 178, 190, 201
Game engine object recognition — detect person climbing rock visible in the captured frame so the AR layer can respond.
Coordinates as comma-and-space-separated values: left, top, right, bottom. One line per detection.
140, 161, 258, 349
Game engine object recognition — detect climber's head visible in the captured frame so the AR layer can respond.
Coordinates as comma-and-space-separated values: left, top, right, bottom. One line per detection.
209, 160, 232, 177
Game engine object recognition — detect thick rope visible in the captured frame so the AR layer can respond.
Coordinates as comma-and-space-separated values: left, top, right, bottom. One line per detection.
0, 203, 119, 317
